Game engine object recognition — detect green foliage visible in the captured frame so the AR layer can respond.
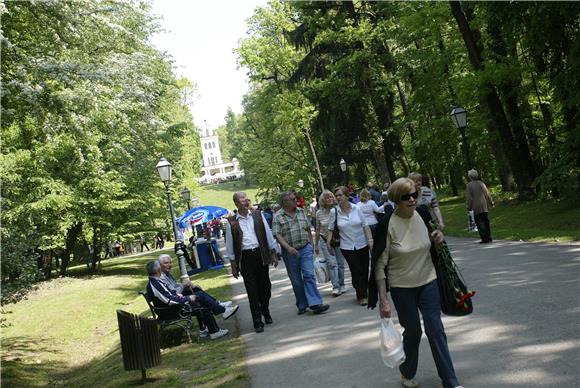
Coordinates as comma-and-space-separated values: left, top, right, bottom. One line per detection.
233, 1, 579, 200
0, 0, 201, 299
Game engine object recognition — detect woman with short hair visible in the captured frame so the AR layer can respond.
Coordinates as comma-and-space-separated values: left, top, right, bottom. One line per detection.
327, 186, 374, 305
371, 177, 462, 388
357, 188, 385, 239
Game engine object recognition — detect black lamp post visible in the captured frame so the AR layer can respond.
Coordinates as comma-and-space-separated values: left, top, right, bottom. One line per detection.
450, 106, 473, 171
181, 187, 191, 210
339, 158, 347, 185
156, 157, 188, 283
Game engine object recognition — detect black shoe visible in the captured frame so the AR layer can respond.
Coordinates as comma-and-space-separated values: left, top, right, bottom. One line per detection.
253, 320, 264, 333
263, 314, 273, 324
297, 308, 307, 315
310, 304, 329, 314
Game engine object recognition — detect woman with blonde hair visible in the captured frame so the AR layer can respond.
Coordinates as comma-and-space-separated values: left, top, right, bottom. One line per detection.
370, 177, 462, 388
327, 186, 373, 305
357, 188, 385, 239
314, 190, 346, 296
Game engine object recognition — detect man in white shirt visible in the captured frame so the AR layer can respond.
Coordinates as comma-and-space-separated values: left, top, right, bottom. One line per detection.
225, 192, 278, 333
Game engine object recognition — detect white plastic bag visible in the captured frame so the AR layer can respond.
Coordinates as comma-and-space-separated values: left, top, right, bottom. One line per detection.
379, 318, 405, 368
314, 256, 329, 284
467, 210, 478, 232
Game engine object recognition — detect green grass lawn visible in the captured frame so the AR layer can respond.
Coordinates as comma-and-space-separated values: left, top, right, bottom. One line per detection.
0, 250, 248, 387
440, 195, 580, 243
192, 181, 260, 210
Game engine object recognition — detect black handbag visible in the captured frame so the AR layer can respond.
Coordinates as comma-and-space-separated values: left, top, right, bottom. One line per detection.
330, 208, 341, 248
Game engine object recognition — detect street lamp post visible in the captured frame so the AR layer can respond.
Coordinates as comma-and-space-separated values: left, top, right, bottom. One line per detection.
181, 187, 191, 210
450, 106, 473, 171
339, 158, 347, 185
156, 157, 189, 283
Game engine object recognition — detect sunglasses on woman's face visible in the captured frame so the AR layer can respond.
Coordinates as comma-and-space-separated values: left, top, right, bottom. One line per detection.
401, 191, 419, 201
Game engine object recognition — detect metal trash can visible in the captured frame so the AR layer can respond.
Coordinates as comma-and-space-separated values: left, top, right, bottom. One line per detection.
116, 310, 161, 382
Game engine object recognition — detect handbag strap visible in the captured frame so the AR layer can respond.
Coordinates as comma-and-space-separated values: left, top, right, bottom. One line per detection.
334, 207, 338, 231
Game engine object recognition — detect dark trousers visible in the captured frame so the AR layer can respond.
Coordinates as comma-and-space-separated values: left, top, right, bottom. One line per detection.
140, 242, 149, 252
340, 246, 369, 299
240, 249, 271, 324
391, 280, 460, 388
474, 212, 492, 242
189, 290, 226, 334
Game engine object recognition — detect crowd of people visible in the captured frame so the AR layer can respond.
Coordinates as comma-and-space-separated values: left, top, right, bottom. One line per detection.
146, 170, 494, 388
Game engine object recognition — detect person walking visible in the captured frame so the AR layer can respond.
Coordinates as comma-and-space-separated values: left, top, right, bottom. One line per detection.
327, 186, 374, 306
273, 191, 329, 315
409, 172, 445, 231
370, 177, 463, 388
466, 169, 494, 243
314, 190, 346, 297
357, 188, 386, 239
225, 192, 279, 333
140, 235, 150, 252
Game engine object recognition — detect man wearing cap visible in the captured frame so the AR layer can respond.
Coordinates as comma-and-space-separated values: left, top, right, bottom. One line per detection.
225, 192, 278, 333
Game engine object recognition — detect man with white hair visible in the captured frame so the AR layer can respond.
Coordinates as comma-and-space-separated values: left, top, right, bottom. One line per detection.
466, 169, 494, 243
146, 260, 231, 340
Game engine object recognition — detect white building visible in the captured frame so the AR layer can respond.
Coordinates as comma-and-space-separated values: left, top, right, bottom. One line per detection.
198, 125, 241, 183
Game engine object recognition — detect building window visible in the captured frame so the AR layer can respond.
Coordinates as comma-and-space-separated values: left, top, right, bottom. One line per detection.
212, 141, 215, 149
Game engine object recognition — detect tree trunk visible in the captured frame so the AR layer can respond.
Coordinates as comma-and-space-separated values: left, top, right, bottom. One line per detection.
450, 1, 536, 198
60, 223, 83, 277
487, 20, 537, 186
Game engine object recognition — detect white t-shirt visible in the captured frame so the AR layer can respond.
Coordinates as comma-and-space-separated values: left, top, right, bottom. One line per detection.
328, 205, 368, 250
356, 200, 385, 226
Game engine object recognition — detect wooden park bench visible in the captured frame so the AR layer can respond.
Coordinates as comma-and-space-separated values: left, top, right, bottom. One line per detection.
139, 291, 209, 343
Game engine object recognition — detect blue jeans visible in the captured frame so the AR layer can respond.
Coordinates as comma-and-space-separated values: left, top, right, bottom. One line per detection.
282, 243, 323, 310
319, 241, 345, 290
390, 280, 460, 388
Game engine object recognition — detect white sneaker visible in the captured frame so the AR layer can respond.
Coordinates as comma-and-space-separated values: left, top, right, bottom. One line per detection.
340, 286, 347, 294
222, 305, 239, 320
198, 328, 209, 338
331, 289, 341, 297
401, 377, 419, 388
209, 328, 229, 340
219, 300, 233, 308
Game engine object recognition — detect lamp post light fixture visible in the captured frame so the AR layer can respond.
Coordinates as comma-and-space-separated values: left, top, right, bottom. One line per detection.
339, 158, 347, 184
298, 179, 304, 188
181, 187, 191, 210
155, 157, 189, 283
450, 106, 473, 171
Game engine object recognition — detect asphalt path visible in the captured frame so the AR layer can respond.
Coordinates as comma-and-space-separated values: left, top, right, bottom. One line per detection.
227, 237, 580, 388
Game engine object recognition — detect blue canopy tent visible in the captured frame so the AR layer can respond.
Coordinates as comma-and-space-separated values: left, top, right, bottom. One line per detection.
176, 206, 229, 274
177, 206, 229, 229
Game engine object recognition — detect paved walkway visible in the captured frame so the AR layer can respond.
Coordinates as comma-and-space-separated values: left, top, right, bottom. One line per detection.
228, 237, 580, 388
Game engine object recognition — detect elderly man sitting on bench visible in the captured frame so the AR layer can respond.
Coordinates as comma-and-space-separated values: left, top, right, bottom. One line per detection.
157, 254, 238, 334
146, 260, 237, 340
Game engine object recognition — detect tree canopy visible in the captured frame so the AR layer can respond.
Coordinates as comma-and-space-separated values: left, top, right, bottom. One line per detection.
1, 0, 201, 302
230, 1, 579, 200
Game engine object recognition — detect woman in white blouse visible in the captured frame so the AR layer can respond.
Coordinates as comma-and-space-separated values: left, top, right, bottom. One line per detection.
357, 189, 385, 239
327, 186, 374, 306
374, 178, 462, 388
314, 190, 346, 296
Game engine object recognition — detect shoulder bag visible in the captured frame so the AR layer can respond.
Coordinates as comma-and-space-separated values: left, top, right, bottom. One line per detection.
330, 208, 341, 248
